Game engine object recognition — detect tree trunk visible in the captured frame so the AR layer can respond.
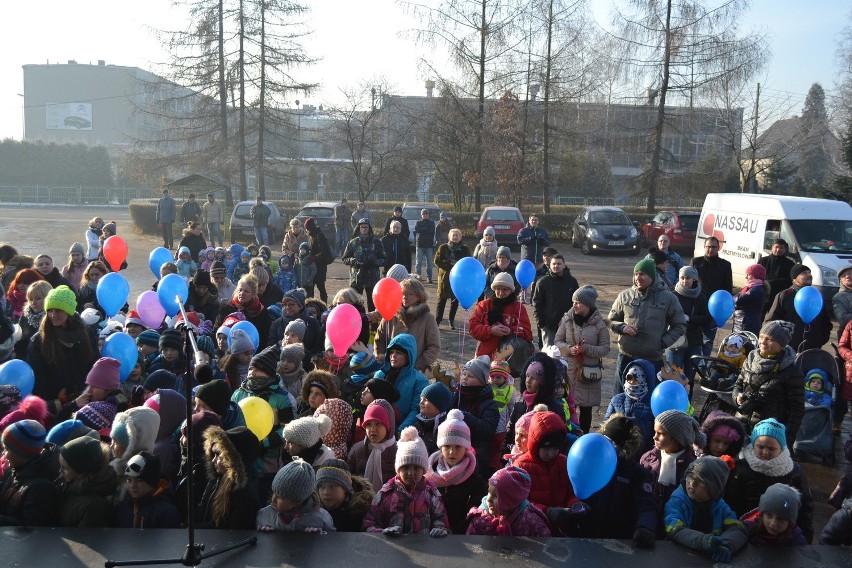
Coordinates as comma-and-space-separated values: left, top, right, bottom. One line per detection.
474, 0, 486, 212
256, 3, 267, 201
541, 0, 553, 214
645, 0, 672, 213
238, 0, 248, 201
217, 0, 234, 208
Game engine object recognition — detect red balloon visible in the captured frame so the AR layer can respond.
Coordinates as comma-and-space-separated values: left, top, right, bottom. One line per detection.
373, 277, 403, 321
103, 235, 128, 271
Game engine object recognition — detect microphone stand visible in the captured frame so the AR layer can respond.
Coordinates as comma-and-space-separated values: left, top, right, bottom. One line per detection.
104, 296, 256, 567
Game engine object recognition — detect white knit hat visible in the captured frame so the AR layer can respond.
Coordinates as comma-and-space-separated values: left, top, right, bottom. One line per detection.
437, 409, 472, 450
395, 426, 430, 472
283, 414, 332, 449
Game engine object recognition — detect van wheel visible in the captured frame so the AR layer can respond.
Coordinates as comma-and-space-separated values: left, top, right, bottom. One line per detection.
581, 239, 592, 256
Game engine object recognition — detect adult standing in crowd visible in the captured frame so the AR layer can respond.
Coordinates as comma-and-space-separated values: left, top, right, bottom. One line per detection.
374, 278, 440, 372
384, 206, 410, 240
435, 212, 453, 249
333, 198, 351, 256
666, 266, 710, 397
180, 193, 202, 225
691, 236, 732, 356
468, 272, 531, 359
178, 222, 207, 263
652, 235, 683, 286
413, 209, 436, 284
202, 192, 225, 249
833, 265, 852, 339
350, 202, 371, 232
342, 218, 385, 312
533, 254, 579, 349
283, 219, 309, 261
34, 254, 71, 289
554, 285, 610, 435
85, 217, 104, 262
766, 264, 832, 352
305, 217, 333, 304
215, 274, 271, 349
156, 189, 177, 250
381, 220, 412, 276
484, 247, 519, 300
517, 214, 551, 268
250, 196, 272, 246
758, 238, 796, 318
609, 258, 687, 393
434, 228, 470, 329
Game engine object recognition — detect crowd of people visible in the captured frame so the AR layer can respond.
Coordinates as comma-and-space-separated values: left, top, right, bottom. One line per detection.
0, 204, 850, 556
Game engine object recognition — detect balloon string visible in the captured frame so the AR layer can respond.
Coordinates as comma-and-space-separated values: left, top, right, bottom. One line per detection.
461, 309, 468, 360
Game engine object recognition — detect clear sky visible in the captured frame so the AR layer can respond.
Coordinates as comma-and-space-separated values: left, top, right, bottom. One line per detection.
0, 0, 849, 141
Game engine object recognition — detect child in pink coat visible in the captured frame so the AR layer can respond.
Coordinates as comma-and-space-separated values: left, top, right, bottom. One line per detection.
466, 466, 551, 536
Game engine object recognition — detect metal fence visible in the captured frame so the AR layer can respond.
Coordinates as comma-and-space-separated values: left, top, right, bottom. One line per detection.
0, 186, 149, 205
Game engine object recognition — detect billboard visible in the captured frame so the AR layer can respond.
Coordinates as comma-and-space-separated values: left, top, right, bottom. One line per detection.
46, 102, 93, 130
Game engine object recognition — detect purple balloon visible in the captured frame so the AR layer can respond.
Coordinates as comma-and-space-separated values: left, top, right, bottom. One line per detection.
136, 290, 166, 329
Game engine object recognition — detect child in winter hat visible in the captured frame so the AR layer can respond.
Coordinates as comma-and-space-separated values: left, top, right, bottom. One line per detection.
1, 419, 47, 464
314, 398, 354, 460
278, 343, 306, 401
664, 455, 746, 562
316, 458, 375, 532
466, 465, 551, 537
115, 451, 180, 528
640, 409, 705, 507
363, 426, 450, 537
743, 483, 807, 545
425, 409, 487, 534
256, 458, 335, 533
283, 414, 336, 467
414, 382, 453, 455
461, 355, 491, 386
284, 319, 307, 344
75, 400, 118, 439
349, 399, 397, 491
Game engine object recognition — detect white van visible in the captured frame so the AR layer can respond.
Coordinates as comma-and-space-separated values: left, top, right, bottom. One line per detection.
694, 193, 852, 298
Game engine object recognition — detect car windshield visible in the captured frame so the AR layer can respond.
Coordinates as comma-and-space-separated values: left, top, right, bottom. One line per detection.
233, 204, 252, 219
678, 214, 699, 231
299, 207, 334, 218
590, 210, 630, 225
485, 210, 522, 222
788, 219, 852, 253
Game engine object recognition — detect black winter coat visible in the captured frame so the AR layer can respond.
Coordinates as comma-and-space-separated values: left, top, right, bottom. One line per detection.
27, 326, 98, 402
195, 480, 259, 530
450, 386, 500, 475
691, 255, 733, 297
179, 233, 207, 263
533, 270, 580, 331
268, 310, 323, 354
381, 234, 412, 273
819, 497, 852, 545
438, 471, 488, 535
766, 286, 833, 352
383, 216, 410, 240
0, 446, 59, 526
673, 286, 711, 347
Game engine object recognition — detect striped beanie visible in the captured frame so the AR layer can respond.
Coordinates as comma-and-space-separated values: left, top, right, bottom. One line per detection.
136, 330, 161, 348
437, 409, 472, 450
316, 458, 353, 494
1, 419, 46, 460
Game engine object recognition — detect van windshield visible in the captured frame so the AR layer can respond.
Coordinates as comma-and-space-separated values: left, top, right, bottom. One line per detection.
789, 219, 852, 253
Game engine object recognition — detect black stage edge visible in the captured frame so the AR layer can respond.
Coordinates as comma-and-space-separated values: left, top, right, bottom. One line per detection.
2, 529, 851, 568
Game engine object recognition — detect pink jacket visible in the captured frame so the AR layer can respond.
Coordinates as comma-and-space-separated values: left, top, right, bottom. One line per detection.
465, 502, 551, 536
362, 475, 449, 535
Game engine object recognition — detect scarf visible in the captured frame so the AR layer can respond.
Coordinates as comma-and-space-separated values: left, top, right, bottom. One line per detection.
572, 307, 595, 327
417, 412, 446, 439
491, 383, 515, 410
487, 293, 518, 326
425, 450, 476, 488
658, 449, 683, 486
364, 436, 396, 491
741, 347, 796, 382
243, 374, 277, 393
279, 368, 305, 401
230, 295, 264, 317
624, 379, 648, 401
675, 280, 701, 298
22, 305, 45, 331
477, 495, 528, 536
89, 225, 103, 236
742, 278, 764, 292
742, 444, 794, 477
521, 390, 538, 410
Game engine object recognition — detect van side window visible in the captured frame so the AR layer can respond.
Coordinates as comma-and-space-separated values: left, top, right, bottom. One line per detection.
763, 219, 782, 251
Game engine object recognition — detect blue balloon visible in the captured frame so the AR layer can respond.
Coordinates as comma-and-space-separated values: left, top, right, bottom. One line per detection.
650, 380, 689, 416
794, 286, 823, 324
567, 433, 617, 500
515, 259, 536, 289
148, 247, 174, 279
228, 320, 260, 351
157, 273, 189, 317
707, 290, 735, 328
96, 272, 130, 317
449, 257, 487, 310
0, 359, 35, 397
101, 332, 138, 382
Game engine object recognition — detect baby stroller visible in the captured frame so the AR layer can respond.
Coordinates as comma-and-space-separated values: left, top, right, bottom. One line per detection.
793, 348, 837, 465
691, 331, 757, 425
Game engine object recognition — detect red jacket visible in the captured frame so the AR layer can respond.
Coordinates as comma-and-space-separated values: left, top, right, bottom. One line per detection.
514, 411, 577, 515
468, 298, 532, 358
837, 321, 852, 401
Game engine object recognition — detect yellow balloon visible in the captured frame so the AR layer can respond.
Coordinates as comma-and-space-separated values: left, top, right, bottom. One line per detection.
238, 396, 274, 441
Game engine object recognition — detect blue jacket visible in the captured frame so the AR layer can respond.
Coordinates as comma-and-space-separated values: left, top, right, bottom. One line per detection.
156, 195, 176, 223
273, 268, 297, 296
517, 225, 550, 264
375, 333, 429, 432
604, 358, 657, 452
664, 484, 745, 545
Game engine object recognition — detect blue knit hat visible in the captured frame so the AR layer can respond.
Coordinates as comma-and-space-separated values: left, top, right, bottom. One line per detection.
420, 382, 453, 414
136, 329, 161, 348
1, 419, 46, 460
350, 351, 381, 374
46, 419, 100, 446
751, 418, 787, 450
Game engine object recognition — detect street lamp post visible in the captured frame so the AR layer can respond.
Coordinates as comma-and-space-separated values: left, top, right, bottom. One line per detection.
16, 93, 24, 140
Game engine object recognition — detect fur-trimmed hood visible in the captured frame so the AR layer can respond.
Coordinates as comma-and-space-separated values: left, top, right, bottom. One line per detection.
203, 425, 259, 487
398, 302, 431, 326
599, 412, 644, 461
300, 370, 340, 406
110, 406, 160, 474
347, 474, 375, 518
700, 410, 747, 458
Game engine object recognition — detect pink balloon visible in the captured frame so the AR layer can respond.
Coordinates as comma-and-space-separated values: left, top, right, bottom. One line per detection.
136, 290, 166, 329
326, 303, 362, 357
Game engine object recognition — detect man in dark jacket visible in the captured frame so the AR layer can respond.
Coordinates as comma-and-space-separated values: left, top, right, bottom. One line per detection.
333, 199, 352, 257
691, 236, 732, 356
180, 193, 202, 225
381, 220, 412, 275
413, 209, 436, 283
383, 206, 410, 240
0, 420, 59, 526
765, 264, 832, 352
343, 219, 385, 312
304, 217, 333, 304
533, 254, 579, 348
250, 197, 272, 246
156, 189, 177, 249
758, 238, 795, 318
517, 214, 551, 267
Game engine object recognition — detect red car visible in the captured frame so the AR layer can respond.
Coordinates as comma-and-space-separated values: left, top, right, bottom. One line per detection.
475, 206, 525, 248
641, 211, 699, 252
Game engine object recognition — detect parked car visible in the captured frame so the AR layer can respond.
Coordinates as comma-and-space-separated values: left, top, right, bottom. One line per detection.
475, 206, 525, 248
296, 201, 338, 238
571, 206, 640, 255
229, 200, 286, 244
402, 203, 444, 244
640, 210, 699, 252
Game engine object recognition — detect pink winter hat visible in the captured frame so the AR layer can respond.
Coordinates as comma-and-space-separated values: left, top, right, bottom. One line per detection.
85, 357, 121, 391
490, 466, 531, 511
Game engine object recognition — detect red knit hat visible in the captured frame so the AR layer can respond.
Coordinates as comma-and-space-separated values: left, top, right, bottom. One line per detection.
745, 264, 766, 280
363, 400, 391, 433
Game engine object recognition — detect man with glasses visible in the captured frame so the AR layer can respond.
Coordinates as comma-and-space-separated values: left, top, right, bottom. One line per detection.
691, 236, 733, 356
649, 235, 683, 286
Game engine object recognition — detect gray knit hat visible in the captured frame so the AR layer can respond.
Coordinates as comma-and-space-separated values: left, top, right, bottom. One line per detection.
490, 272, 515, 291
679, 266, 699, 280
655, 410, 706, 450
760, 320, 794, 348
70, 242, 85, 256
316, 458, 353, 494
284, 319, 307, 342
229, 328, 255, 355
283, 414, 332, 449
572, 285, 598, 308
759, 483, 801, 523
463, 355, 491, 385
280, 343, 305, 365
386, 264, 410, 283
686, 456, 731, 501
271, 457, 316, 503
496, 246, 511, 259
